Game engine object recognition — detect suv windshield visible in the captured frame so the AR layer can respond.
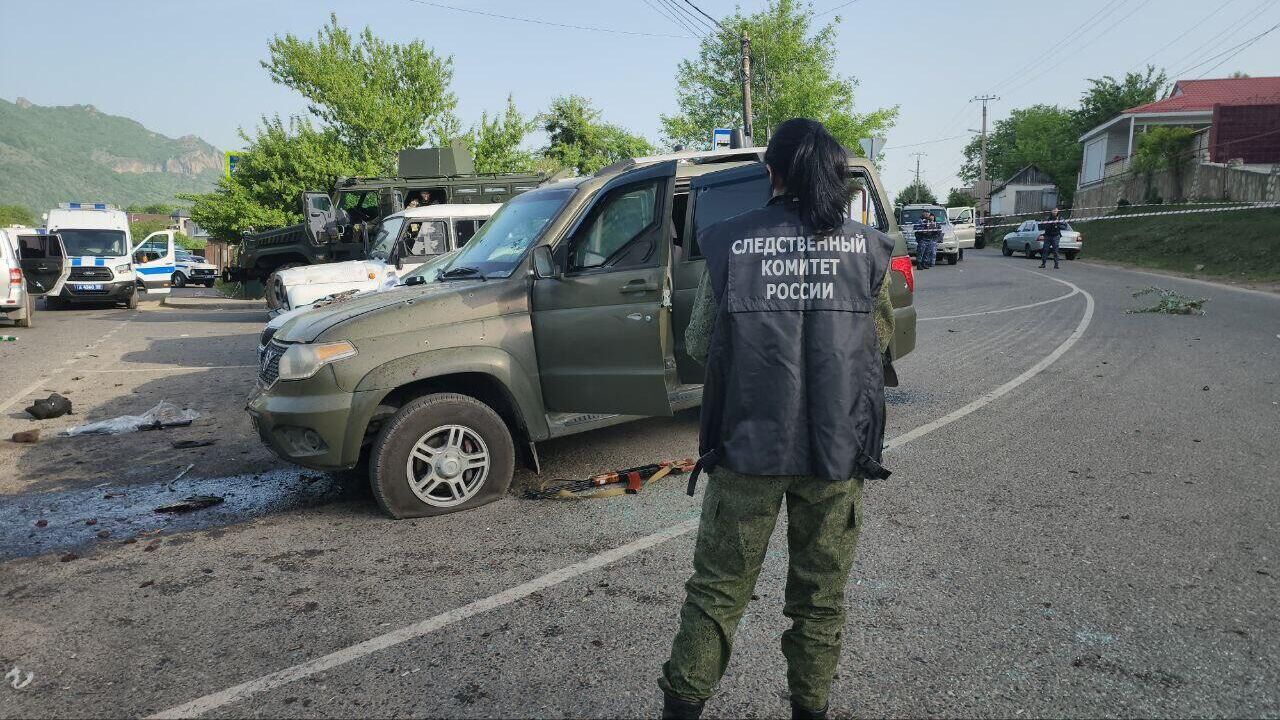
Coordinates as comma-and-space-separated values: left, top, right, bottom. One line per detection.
368, 216, 406, 261
901, 208, 947, 225
58, 229, 127, 257
442, 188, 574, 278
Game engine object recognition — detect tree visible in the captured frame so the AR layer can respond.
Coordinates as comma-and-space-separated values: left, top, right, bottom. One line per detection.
464, 95, 539, 174
262, 13, 459, 171
1071, 65, 1167, 135
0, 204, 36, 226
946, 189, 976, 208
185, 15, 460, 240
1133, 126, 1196, 201
895, 180, 937, 206
540, 95, 654, 175
661, 0, 896, 151
960, 105, 1081, 203
126, 202, 180, 215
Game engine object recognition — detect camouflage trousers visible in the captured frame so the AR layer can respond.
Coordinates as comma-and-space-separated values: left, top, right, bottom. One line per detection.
659, 467, 864, 711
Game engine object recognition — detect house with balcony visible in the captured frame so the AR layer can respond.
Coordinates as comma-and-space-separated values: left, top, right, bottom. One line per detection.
1076, 76, 1280, 189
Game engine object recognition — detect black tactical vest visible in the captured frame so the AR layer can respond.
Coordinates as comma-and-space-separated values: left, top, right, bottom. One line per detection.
697, 196, 895, 483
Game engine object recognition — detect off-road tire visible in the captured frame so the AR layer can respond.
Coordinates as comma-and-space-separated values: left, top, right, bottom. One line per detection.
1065, 251, 1078, 260
264, 263, 303, 311
369, 393, 515, 519
975, 237, 987, 249
125, 289, 139, 310
946, 253, 958, 265
45, 296, 65, 310
172, 272, 187, 288
1024, 244, 1034, 258
15, 294, 33, 327
1001, 242, 1013, 257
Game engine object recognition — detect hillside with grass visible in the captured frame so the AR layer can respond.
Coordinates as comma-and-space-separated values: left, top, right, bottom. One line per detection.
0, 97, 222, 215
1077, 205, 1280, 283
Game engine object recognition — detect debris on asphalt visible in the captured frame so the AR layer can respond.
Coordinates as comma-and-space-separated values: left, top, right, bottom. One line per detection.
172, 439, 216, 449
524, 459, 695, 500
154, 494, 225, 514
1127, 286, 1208, 316
0, 335, 16, 341
59, 552, 78, 562
34, 519, 47, 528
95, 529, 111, 539
10, 429, 40, 444
24, 393, 72, 420
62, 401, 200, 436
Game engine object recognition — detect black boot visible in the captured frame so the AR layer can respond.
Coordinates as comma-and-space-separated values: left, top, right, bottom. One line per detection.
661, 693, 705, 720
792, 701, 829, 719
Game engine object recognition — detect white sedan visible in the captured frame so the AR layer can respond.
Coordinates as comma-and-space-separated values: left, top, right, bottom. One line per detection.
1001, 220, 1083, 260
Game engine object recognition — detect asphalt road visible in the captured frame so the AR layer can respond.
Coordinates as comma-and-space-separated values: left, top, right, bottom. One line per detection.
1, 253, 1277, 719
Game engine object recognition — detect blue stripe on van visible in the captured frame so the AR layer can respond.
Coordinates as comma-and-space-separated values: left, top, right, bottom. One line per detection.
136, 265, 176, 275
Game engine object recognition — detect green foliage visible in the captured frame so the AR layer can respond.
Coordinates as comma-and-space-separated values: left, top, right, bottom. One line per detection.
1071, 66, 1167, 135
185, 15, 460, 240
660, 0, 896, 150
1133, 126, 1196, 171
0, 98, 221, 212
262, 13, 459, 171
960, 105, 1081, 203
464, 95, 539, 174
540, 95, 654, 175
1086, 205, 1280, 282
945, 189, 976, 208
0, 204, 37, 226
895, 180, 937, 206
125, 202, 180, 214
1127, 286, 1207, 315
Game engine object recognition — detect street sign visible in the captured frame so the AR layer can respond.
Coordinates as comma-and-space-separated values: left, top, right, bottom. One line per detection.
858, 137, 886, 161
712, 128, 733, 150
224, 150, 243, 179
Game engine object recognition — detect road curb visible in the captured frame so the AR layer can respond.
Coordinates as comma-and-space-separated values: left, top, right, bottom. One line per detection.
161, 295, 268, 311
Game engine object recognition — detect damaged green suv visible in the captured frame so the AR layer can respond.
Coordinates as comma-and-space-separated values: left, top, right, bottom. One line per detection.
248, 149, 916, 518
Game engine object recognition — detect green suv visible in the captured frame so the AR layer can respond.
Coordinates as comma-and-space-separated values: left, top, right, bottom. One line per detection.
248, 149, 917, 518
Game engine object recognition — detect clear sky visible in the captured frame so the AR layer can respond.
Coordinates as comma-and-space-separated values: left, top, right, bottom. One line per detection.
2, 0, 1277, 196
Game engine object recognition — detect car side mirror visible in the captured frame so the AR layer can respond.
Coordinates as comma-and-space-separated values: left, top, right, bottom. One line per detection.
531, 245, 560, 279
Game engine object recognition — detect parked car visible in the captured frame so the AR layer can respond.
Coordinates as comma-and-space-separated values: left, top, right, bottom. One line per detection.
172, 250, 218, 288
248, 148, 917, 519
1000, 220, 1083, 260
267, 204, 497, 312
899, 204, 961, 265
1, 226, 69, 327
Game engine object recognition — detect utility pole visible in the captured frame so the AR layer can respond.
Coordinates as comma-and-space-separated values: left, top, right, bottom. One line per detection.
740, 31, 754, 141
971, 95, 999, 217
910, 152, 926, 202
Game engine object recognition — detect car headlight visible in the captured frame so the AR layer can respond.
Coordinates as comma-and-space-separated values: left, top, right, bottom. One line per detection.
114, 263, 131, 274
278, 341, 357, 381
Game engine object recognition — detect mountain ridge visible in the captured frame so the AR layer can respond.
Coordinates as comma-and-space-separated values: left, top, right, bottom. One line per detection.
0, 97, 223, 213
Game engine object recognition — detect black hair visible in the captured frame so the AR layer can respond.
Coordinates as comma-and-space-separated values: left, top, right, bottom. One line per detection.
764, 118, 850, 234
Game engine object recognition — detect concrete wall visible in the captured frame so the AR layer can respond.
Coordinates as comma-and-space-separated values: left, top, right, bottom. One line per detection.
1073, 161, 1280, 209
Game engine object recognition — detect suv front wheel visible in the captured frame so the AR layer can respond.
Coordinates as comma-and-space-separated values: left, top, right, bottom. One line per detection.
369, 393, 515, 518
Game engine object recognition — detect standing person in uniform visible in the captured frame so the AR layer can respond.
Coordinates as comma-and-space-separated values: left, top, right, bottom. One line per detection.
913, 210, 938, 269
1039, 207, 1064, 269
659, 118, 897, 720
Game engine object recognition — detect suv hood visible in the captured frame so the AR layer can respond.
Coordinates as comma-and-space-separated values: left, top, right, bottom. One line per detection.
277, 259, 380, 286
274, 279, 480, 343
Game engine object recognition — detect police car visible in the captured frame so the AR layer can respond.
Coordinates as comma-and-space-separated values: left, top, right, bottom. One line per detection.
173, 249, 218, 288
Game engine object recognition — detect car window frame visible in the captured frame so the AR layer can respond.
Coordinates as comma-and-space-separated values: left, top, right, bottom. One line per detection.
565, 179, 663, 274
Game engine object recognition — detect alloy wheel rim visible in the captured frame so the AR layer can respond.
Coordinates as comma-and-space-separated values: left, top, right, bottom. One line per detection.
405, 424, 489, 507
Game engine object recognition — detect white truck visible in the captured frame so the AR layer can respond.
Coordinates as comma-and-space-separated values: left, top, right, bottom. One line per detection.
43, 202, 178, 308
267, 203, 497, 312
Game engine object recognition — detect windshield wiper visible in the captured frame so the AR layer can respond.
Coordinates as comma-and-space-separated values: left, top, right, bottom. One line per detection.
437, 265, 487, 281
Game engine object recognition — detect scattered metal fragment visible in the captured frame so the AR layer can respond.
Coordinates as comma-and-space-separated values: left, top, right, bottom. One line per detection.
154, 494, 224, 514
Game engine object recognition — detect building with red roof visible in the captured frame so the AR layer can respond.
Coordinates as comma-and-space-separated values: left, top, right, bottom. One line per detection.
1077, 76, 1280, 188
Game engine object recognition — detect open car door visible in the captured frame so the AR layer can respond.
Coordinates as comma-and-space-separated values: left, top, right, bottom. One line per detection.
948, 206, 976, 248
303, 192, 335, 243
17, 230, 69, 296
532, 160, 678, 417
132, 230, 177, 294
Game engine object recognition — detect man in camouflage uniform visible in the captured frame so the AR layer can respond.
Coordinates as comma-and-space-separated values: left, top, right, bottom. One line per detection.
659, 265, 894, 718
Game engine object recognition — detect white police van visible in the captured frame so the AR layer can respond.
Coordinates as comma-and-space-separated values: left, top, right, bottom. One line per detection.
44, 202, 177, 308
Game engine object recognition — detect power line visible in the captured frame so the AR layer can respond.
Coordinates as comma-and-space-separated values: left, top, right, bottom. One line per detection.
986, 0, 1127, 95
680, 0, 725, 29
1126, 0, 1239, 73
883, 135, 967, 151
640, 0, 697, 37
404, 0, 689, 39
652, 0, 705, 37
815, 0, 860, 17
1165, 0, 1275, 77
660, 0, 714, 36
1192, 20, 1280, 78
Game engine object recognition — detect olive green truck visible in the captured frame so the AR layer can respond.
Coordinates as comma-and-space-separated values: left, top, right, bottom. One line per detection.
248, 148, 917, 518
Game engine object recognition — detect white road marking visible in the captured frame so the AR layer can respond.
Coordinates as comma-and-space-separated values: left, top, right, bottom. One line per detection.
0, 311, 137, 416
150, 273, 1097, 719
919, 286, 1078, 322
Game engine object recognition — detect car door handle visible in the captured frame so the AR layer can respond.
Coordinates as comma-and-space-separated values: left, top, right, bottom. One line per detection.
619, 281, 659, 294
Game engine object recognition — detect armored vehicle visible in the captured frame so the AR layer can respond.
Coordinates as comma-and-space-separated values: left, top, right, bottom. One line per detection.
248, 148, 918, 519
225, 142, 555, 292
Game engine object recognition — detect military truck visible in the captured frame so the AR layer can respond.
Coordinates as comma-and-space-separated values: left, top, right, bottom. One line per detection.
225, 142, 555, 294
248, 148, 917, 519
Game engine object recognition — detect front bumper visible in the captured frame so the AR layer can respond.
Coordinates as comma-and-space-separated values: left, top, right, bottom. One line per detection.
59, 280, 134, 302
906, 239, 959, 256
246, 366, 381, 471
